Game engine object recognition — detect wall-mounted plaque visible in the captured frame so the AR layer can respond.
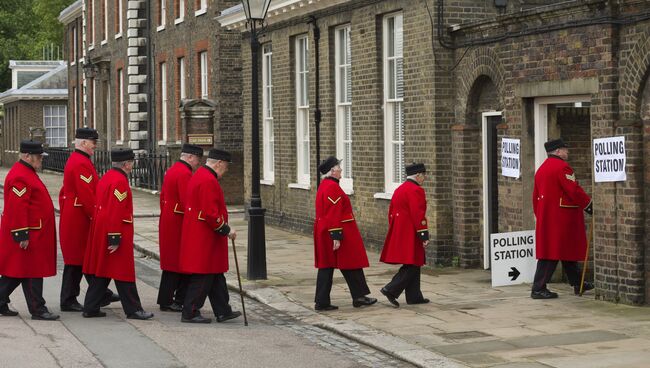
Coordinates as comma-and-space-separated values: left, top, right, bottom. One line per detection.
187, 134, 213, 145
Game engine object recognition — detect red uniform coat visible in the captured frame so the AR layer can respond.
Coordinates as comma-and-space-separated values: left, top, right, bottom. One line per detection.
179, 166, 230, 274
159, 161, 192, 272
313, 177, 369, 270
59, 150, 98, 265
533, 156, 591, 261
0, 160, 56, 278
82, 168, 136, 282
380, 180, 428, 266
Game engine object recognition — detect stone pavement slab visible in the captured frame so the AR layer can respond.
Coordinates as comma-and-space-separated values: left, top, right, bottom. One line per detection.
5, 168, 650, 368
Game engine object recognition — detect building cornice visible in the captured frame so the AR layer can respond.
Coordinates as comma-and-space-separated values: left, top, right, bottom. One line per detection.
0, 90, 68, 105
58, 0, 82, 25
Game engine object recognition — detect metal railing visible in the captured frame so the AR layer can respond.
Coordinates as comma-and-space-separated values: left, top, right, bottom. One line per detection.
43, 148, 171, 191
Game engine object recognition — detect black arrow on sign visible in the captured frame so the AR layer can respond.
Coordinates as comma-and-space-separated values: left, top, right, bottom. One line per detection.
508, 267, 520, 281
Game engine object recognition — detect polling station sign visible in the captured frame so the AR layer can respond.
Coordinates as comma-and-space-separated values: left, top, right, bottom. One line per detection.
501, 138, 520, 178
594, 136, 626, 183
491, 230, 536, 287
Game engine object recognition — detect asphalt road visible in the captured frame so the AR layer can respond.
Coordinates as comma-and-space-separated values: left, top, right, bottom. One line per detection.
0, 190, 413, 368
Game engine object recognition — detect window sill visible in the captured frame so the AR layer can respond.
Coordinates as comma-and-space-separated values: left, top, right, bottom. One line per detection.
260, 179, 274, 186
175, 140, 182, 144
175, 17, 184, 25
373, 192, 393, 200
100, 40, 107, 46
115, 33, 122, 39
88, 45, 95, 51
78, 57, 84, 64
157, 140, 167, 146
157, 25, 166, 32
195, 8, 207, 16
71, 61, 76, 66
288, 183, 310, 190
116, 140, 124, 145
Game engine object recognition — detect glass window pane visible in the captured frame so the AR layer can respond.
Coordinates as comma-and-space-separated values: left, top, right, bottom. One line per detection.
387, 17, 395, 57
388, 60, 396, 99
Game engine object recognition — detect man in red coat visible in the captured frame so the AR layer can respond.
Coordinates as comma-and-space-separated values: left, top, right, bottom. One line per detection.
0, 141, 59, 320
379, 163, 430, 308
157, 143, 203, 312
531, 139, 593, 299
313, 156, 376, 311
178, 148, 240, 324
82, 148, 153, 320
59, 128, 118, 312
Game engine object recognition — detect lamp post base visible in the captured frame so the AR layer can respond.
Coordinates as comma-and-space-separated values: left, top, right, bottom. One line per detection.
247, 206, 267, 280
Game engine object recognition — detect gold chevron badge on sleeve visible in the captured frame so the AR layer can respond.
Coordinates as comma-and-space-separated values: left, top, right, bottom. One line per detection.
113, 189, 128, 202
12, 187, 26, 197
80, 174, 93, 184
327, 196, 341, 205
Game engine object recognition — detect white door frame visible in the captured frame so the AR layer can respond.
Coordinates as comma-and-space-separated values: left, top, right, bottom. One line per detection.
533, 95, 591, 170
482, 111, 502, 269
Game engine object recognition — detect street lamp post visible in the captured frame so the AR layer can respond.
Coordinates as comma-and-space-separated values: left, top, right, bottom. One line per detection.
242, 0, 271, 280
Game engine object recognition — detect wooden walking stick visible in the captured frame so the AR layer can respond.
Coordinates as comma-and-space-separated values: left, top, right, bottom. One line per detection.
231, 238, 248, 326
579, 215, 595, 296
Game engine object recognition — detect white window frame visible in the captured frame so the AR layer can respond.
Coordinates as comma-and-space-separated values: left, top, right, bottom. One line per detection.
175, 0, 185, 23
72, 26, 78, 64
92, 79, 97, 128
335, 25, 353, 194
115, 0, 123, 38
160, 0, 167, 27
160, 62, 168, 144
118, 68, 125, 142
195, 0, 207, 16
102, 0, 108, 43
90, 0, 96, 46
294, 35, 310, 186
43, 105, 67, 147
381, 12, 404, 195
72, 86, 77, 129
179, 57, 186, 99
262, 43, 274, 184
200, 51, 208, 99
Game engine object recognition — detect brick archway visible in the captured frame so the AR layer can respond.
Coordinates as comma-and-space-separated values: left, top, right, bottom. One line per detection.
641, 69, 650, 304
619, 31, 650, 121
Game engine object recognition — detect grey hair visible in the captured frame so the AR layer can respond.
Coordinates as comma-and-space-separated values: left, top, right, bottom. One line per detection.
111, 161, 131, 169
206, 158, 218, 165
180, 152, 193, 160
407, 174, 419, 181
321, 164, 341, 179
18, 152, 30, 160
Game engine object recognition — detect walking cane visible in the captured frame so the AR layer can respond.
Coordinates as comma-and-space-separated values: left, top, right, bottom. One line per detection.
578, 215, 595, 296
231, 238, 248, 326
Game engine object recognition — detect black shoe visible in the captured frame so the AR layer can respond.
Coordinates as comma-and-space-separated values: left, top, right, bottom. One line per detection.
109, 294, 120, 303
380, 288, 399, 308
100, 293, 120, 307
0, 305, 18, 316
61, 302, 84, 312
216, 311, 241, 323
574, 282, 594, 295
160, 302, 183, 312
407, 298, 430, 305
82, 310, 107, 318
181, 315, 212, 324
32, 312, 60, 321
352, 296, 378, 308
127, 310, 154, 320
531, 289, 558, 299
314, 304, 339, 311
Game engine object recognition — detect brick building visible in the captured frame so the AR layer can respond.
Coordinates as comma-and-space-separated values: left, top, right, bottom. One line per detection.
219, 0, 650, 304
0, 60, 68, 165
58, 0, 244, 203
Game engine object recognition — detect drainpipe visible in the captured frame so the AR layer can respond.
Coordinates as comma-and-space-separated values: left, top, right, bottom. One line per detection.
309, 16, 322, 188
146, 0, 154, 152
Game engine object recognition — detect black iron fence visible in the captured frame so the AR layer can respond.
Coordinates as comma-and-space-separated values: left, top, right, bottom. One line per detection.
43, 148, 170, 191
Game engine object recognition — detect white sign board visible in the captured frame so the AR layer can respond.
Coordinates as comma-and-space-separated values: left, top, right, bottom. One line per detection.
491, 230, 536, 287
501, 138, 520, 178
593, 136, 626, 182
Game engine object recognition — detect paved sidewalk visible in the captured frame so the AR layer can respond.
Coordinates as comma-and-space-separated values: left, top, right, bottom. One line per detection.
3, 167, 650, 368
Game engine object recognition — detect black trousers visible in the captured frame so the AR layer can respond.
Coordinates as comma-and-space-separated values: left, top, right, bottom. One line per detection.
83, 276, 142, 316
182, 273, 232, 320
157, 271, 189, 306
532, 259, 581, 292
314, 268, 371, 306
383, 265, 424, 303
60, 265, 117, 306
0, 276, 48, 315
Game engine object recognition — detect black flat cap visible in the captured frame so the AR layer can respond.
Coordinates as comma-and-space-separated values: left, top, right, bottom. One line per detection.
111, 147, 135, 162
20, 140, 47, 156
208, 148, 232, 162
75, 127, 99, 140
181, 143, 203, 157
544, 139, 569, 153
318, 156, 341, 175
406, 163, 426, 176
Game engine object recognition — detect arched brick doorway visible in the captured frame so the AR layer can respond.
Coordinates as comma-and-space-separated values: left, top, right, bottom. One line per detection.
452, 75, 501, 268
641, 71, 650, 303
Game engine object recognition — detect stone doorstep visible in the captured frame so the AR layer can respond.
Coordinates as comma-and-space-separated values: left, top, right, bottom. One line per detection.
132, 240, 469, 368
